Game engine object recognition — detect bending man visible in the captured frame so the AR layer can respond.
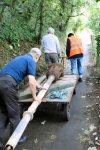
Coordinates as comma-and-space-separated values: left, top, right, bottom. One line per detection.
0, 48, 42, 149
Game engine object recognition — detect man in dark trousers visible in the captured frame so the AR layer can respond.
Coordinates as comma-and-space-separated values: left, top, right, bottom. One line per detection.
66, 33, 84, 82
0, 48, 42, 149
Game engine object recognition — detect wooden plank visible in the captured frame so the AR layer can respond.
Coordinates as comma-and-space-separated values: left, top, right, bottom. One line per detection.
19, 75, 46, 97
40, 74, 78, 102
19, 74, 78, 103
46, 74, 77, 94
43, 87, 73, 102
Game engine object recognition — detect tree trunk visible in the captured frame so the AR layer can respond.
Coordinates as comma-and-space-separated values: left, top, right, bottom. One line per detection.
37, 0, 44, 45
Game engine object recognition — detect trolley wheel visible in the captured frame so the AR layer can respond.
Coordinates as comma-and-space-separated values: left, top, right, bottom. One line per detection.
61, 103, 71, 121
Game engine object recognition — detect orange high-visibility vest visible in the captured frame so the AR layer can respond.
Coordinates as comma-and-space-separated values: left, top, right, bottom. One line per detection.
68, 36, 84, 57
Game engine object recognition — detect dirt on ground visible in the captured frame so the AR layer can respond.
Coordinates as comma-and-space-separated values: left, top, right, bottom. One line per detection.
80, 66, 100, 150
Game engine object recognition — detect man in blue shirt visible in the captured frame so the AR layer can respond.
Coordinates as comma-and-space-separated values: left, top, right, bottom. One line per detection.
0, 48, 42, 149
42, 27, 61, 64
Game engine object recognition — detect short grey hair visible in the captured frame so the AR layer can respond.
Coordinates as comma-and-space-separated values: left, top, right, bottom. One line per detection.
48, 27, 55, 34
30, 48, 42, 57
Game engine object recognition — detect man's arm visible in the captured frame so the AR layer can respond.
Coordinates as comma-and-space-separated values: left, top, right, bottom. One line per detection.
56, 37, 61, 55
28, 75, 40, 102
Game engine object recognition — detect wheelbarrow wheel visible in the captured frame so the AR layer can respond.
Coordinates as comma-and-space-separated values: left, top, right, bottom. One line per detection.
61, 103, 71, 121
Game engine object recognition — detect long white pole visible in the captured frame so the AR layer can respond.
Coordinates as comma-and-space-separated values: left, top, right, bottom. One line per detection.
5, 75, 55, 150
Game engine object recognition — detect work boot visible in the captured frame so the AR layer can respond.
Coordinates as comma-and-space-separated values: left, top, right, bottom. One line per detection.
78, 75, 83, 82
78, 77, 82, 82
18, 135, 27, 144
0, 141, 4, 149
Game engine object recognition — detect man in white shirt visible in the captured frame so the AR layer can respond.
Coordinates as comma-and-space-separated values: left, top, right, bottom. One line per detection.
42, 27, 61, 64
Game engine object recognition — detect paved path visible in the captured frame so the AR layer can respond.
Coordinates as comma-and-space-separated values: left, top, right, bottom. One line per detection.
14, 45, 93, 150
3, 44, 94, 150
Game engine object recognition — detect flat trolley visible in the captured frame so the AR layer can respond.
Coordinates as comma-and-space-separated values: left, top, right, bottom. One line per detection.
19, 74, 78, 121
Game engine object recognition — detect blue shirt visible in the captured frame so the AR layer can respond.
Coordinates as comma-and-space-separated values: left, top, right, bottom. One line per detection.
42, 33, 61, 54
0, 54, 36, 84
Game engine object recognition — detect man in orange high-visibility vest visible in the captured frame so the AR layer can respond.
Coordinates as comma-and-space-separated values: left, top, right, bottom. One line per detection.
66, 33, 84, 82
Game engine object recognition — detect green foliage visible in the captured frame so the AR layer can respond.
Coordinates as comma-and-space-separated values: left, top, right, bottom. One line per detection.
0, 0, 91, 44
88, 1, 100, 66
0, 0, 95, 68
89, 6, 100, 36
96, 36, 100, 53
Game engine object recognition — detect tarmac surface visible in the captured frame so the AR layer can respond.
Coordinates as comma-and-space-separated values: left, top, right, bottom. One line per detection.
15, 70, 91, 150
2, 45, 94, 150
17, 48, 92, 150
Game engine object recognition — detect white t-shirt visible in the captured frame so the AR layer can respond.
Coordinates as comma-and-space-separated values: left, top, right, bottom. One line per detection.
42, 34, 61, 54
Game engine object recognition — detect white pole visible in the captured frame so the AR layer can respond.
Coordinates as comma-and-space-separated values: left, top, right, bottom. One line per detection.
5, 75, 55, 150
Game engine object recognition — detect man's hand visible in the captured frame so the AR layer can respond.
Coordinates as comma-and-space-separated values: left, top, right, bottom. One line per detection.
66, 56, 69, 59
58, 53, 60, 57
38, 87, 46, 90
36, 82, 41, 89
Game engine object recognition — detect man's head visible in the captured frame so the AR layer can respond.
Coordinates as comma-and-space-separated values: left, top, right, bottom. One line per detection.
30, 48, 42, 62
48, 27, 55, 34
68, 33, 74, 37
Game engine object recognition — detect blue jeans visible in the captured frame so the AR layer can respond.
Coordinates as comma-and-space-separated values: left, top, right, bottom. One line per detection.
70, 57, 83, 75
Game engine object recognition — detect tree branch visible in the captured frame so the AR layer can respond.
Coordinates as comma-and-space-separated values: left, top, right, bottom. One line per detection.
69, 12, 85, 17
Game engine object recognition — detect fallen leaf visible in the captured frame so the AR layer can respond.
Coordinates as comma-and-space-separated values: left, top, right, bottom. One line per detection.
95, 141, 100, 146
84, 130, 90, 135
41, 120, 46, 125
81, 96, 86, 98
89, 124, 96, 132
50, 135, 57, 140
95, 137, 98, 141
96, 96, 99, 98
86, 118, 89, 121
34, 138, 38, 144
93, 132, 97, 136
88, 146, 97, 150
